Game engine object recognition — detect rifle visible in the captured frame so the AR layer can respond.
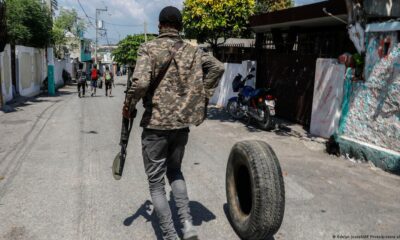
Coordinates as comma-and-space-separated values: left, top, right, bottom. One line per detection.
112, 65, 136, 180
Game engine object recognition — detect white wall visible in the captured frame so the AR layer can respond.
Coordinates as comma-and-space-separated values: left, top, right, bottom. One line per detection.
0, 44, 13, 103
310, 59, 346, 138
54, 59, 72, 87
15, 46, 46, 97
210, 60, 256, 107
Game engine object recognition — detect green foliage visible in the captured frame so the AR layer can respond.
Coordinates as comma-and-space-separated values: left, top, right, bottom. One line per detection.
255, 0, 293, 13
54, 8, 85, 36
183, 0, 255, 48
53, 8, 86, 57
112, 34, 156, 65
6, 0, 52, 48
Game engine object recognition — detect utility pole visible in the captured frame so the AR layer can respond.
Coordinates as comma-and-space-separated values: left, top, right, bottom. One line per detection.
95, 7, 107, 64
144, 21, 148, 42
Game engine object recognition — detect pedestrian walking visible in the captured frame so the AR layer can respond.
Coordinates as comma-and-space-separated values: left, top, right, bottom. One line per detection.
77, 63, 87, 98
122, 6, 225, 240
90, 64, 100, 97
103, 66, 114, 97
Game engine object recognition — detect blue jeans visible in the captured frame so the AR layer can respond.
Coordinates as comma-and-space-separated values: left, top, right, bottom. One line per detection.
141, 128, 192, 240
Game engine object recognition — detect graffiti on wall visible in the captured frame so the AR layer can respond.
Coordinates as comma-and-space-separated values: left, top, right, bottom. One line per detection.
339, 32, 400, 152
310, 59, 346, 138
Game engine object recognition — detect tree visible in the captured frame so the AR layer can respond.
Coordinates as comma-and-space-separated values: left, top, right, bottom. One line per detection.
183, 0, 255, 51
112, 34, 156, 65
52, 8, 86, 58
0, 0, 6, 51
255, 0, 293, 13
6, 0, 52, 48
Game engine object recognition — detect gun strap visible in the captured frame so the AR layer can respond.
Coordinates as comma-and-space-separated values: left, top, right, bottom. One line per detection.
148, 40, 184, 96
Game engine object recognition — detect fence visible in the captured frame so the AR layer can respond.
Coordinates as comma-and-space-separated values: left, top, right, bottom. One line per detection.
255, 27, 356, 127
0, 44, 12, 103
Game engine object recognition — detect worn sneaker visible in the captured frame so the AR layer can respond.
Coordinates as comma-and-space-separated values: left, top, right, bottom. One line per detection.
182, 221, 198, 240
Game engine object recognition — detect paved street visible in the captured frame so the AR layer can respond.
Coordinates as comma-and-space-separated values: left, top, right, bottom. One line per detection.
0, 76, 399, 240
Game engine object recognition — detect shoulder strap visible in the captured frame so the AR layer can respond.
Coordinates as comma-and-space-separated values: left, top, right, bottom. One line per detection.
147, 41, 184, 96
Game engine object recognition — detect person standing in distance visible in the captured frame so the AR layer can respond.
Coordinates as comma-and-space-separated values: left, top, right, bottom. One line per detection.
103, 66, 114, 97
122, 6, 224, 240
90, 64, 100, 96
76, 62, 86, 98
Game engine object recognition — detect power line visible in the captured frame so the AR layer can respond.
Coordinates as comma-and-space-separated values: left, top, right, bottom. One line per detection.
87, 16, 143, 27
105, 30, 111, 46
76, 0, 96, 28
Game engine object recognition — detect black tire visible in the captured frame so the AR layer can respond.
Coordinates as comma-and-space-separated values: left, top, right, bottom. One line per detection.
257, 106, 275, 131
226, 140, 285, 240
227, 100, 245, 120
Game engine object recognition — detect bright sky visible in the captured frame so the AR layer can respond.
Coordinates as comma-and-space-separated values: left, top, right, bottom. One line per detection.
58, 0, 325, 45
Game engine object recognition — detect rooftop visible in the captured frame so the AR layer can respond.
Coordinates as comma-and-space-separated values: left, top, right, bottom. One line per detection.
250, 0, 347, 32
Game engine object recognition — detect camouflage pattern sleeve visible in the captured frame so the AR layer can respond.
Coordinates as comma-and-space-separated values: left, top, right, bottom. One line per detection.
201, 51, 225, 99
125, 44, 152, 108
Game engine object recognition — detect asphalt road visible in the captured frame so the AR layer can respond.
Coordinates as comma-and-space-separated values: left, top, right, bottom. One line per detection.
0, 76, 399, 240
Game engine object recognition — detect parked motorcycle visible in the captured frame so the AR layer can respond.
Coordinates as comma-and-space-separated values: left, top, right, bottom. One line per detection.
227, 67, 276, 131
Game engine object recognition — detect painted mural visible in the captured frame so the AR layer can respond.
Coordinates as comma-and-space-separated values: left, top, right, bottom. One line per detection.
339, 32, 400, 152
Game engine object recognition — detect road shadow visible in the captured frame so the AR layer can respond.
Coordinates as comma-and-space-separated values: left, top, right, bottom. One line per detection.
206, 106, 264, 133
123, 200, 163, 239
1, 89, 72, 114
124, 194, 216, 240
223, 203, 276, 240
207, 106, 235, 122
169, 192, 216, 236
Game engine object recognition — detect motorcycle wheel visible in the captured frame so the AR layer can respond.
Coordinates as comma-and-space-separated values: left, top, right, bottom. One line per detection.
227, 101, 245, 120
257, 106, 275, 131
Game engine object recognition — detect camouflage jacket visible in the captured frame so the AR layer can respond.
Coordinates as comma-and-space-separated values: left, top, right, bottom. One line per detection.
126, 28, 225, 130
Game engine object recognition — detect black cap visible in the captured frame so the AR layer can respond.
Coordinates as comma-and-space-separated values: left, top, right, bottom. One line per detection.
159, 6, 182, 29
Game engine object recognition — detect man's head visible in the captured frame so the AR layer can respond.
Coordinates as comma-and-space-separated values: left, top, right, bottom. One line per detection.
106, 66, 109, 71
93, 63, 97, 69
159, 6, 182, 31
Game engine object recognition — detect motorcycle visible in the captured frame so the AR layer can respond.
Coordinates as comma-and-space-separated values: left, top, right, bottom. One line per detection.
226, 67, 276, 131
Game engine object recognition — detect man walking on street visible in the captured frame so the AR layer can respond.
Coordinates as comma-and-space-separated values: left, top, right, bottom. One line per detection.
103, 66, 114, 97
77, 63, 87, 98
90, 64, 100, 97
122, 6, 224, 240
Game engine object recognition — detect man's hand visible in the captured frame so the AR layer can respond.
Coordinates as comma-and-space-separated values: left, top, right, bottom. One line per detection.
122, 104, 131, 119
122, 103, 137, 119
